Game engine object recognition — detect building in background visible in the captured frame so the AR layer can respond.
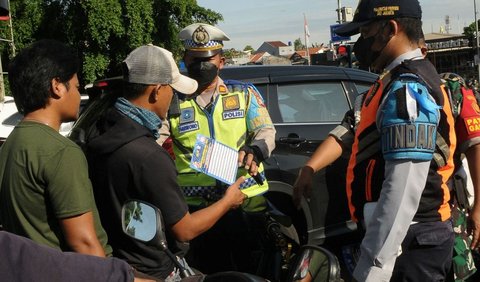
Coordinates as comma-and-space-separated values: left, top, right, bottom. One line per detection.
425, 33, 475, 80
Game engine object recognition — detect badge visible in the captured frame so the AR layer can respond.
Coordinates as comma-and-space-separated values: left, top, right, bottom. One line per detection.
218, 85, 228, 94
180, 108, 195, 124
192, 26, 210, 45
222, 95, 240, 111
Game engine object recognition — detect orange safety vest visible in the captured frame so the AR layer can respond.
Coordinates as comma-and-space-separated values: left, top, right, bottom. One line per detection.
346, 60, 456, 223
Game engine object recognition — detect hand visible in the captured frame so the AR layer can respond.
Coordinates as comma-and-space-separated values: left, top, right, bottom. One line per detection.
134, 278, 156, 282
223, 176, 247, 209
468, 205, 480, 249
292, 166, 314, 209
238, 147, 259, 176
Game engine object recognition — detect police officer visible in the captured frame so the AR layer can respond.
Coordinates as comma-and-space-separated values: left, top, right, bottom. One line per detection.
159, 23, 276, 274
333, 0, 456, 281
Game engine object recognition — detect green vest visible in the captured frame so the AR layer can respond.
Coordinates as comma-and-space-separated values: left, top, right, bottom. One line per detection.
169, 82, 268, 204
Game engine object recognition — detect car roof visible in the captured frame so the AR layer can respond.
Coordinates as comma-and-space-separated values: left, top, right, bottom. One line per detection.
219, 65, 378, 84
88, 65, 378, 92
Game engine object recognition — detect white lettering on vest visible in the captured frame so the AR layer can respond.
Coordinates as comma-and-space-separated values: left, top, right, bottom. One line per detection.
222, 110, 244, 120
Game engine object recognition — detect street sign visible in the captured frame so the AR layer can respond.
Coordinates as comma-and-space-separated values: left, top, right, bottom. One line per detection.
330, 24, 351, 42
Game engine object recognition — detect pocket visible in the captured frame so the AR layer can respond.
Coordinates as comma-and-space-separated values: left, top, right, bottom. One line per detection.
414, 221, 454, 246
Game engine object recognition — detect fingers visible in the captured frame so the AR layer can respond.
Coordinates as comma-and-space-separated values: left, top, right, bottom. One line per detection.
238, 150, 246, 167
233, 176, 245, 187
238, 151, 257, 173
470, 223, 480, 249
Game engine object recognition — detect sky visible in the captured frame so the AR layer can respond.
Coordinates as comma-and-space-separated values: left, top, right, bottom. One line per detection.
196, 0, 478, 50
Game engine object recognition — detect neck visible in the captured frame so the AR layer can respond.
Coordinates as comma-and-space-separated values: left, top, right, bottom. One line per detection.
23, 111, 61, 131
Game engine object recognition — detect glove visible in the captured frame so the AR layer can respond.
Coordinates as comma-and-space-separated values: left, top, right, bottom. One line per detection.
239, 145, 265, 164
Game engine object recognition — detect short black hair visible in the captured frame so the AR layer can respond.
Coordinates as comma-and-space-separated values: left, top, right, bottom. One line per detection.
122, 81, 150, 100
396, 18, 423, 44
8, 39, 79, 115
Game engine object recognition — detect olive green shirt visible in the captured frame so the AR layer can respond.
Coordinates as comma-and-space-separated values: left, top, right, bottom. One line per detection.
0, 121, 111, 255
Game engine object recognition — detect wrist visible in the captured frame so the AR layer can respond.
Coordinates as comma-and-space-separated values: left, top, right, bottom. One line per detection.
300, 165, 314, 176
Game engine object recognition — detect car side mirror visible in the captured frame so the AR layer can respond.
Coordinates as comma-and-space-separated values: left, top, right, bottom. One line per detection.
290, 245, 342, 282
121, 199, 167, 250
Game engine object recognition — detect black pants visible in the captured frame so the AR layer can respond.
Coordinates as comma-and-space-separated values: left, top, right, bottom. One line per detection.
185, 208, 267, 275
391, 220, 454, 282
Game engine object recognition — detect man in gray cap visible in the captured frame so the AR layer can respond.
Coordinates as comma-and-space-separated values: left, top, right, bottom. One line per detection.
82, 44, 246, 280
328, 0, 456, 281
158, 23, 276, 273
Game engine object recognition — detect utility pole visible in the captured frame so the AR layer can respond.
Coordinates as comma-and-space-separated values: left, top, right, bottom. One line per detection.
475, 0, 480, 84
337, 0, 342, 24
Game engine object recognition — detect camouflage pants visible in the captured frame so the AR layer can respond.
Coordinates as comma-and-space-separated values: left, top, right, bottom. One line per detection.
451, 202, 477, 281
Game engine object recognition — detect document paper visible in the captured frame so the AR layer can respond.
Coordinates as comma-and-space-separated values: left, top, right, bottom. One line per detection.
190, 134, 238, 185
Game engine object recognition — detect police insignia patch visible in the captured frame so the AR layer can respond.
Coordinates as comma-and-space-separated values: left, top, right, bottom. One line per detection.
218, 85, 228, 94
222, 95, 240, 111
192, 26, 210, 45
180, 108, 195, 124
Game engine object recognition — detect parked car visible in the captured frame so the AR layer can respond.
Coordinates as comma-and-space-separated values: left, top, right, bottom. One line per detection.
84, 65, 377, 276
0, 95, 89, 145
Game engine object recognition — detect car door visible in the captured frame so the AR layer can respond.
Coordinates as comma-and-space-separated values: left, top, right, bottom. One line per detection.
265, 78, 355, 244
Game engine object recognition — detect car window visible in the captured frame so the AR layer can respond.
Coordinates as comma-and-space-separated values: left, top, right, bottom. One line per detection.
2, 113, 22, 126
355, 82, 372, 95
277, 82, 349, 123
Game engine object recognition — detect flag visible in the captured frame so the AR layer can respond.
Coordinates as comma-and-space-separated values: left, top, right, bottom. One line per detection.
304, 14, 310, 38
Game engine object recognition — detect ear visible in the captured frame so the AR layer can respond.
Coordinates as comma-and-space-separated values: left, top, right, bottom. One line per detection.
388, 20, 399, 38
148, 85, 160, 103
219, 56, 226, 70
50, 78, 64, 99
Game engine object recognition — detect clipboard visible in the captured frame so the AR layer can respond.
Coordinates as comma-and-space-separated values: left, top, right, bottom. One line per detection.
190, 134, 238, 185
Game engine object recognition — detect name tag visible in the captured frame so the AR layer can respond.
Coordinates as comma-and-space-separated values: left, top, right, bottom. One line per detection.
178, 121, 199, 133
222, 110, 244, 120
464, 117, 480, 135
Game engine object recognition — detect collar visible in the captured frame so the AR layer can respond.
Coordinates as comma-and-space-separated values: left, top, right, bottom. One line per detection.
385, 48, 423, 72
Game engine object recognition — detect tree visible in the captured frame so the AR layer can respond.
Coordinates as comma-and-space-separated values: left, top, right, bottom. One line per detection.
243, 45, 254, 52
0, 0, 223, 86
464, 21, 480, 47
294, 38, 305, 51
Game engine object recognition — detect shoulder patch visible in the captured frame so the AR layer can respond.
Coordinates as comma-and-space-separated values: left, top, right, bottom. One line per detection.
222, 95, 240, 110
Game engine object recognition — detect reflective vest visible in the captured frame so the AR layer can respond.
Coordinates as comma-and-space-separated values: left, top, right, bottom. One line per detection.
169, 82, 268, 202
346, 60, 456, 223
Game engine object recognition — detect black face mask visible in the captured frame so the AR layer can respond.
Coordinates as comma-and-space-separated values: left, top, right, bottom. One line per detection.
187, 61, 218, 91
353, 24, 391, 69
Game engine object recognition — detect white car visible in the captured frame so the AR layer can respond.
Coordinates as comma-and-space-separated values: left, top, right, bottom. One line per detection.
0, 95, 89, 145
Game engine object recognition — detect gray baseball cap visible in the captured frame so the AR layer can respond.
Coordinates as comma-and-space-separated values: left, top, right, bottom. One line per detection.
123, 44, 198, 94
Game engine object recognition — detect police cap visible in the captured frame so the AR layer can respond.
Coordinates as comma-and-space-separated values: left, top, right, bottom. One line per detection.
179, 23, 230, 58
336, 0, 422, 37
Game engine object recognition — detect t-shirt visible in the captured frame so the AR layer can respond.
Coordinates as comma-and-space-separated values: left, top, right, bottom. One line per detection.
0, 121, 111, 255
